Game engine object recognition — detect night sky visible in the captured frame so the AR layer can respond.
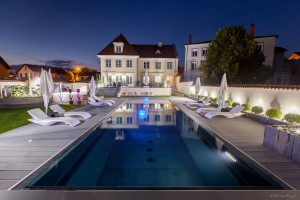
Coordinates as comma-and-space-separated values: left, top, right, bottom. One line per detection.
1, 0, 300, 70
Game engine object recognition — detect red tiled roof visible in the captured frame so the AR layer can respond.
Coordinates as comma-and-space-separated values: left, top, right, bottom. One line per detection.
97, 34, 178, 58
0, 56, 11, 70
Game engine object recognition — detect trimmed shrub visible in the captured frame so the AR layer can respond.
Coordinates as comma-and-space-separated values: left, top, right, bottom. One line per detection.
241, 103, 251, 111
266, 108, 282, 119
284, 113, 300, 124
212, 98, 218, 104
225, 100, 233, 106
252, 106, 263, 114
232, 102, 240, 107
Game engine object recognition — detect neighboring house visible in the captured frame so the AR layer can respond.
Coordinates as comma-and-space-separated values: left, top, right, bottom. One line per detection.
0, 56, 12, 79
97, 34, 178, 87
288, 52, 300, 60
16, 64, 69, 81
184, 24, 278, 82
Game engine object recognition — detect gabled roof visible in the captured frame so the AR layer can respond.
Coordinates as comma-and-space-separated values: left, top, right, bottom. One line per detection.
97, 34, 178, 58
0, 56, 11, 70
132, 44, 178, 58
17, 64, 68, 74
274, 47, 288, 52
97, 34, 139, 56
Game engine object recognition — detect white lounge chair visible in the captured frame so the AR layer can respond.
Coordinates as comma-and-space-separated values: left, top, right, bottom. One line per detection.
93, 96, 116, 104
196, 102, 229, 114
185, 98, 212, 108
27, 108, 81, 127
183, 96, 206, 105
88, 97, 113, 106
49, 105, 92, 119
204, 105, 245, 119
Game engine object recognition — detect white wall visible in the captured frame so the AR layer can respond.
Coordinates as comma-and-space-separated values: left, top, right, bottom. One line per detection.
176, 78, 300, 115
119, 87, 171, 96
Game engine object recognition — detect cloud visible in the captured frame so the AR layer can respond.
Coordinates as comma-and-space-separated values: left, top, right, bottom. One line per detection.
41, 59, 75, 67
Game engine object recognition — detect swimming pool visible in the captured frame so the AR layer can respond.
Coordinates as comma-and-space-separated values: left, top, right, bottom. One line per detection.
23, 101, 284, 190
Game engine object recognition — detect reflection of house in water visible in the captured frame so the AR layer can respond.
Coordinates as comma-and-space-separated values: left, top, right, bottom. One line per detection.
101, 102, 176, 129
179, 114, 199, 139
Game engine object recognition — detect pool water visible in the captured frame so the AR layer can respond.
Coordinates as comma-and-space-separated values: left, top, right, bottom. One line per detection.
26, 102, 283, 189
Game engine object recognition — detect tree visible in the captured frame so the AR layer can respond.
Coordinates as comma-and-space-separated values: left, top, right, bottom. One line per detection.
200, 25, 272, 84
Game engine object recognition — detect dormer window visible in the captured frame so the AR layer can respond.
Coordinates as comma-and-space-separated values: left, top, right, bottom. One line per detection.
113, 42, 124, 53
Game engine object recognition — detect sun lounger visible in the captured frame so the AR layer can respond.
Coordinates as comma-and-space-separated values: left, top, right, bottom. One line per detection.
185, 98, 211, 108
88, 97, 113, 106
196, 102, 229, 114
183, 96, 206, 105
204, 105, 244, 119
93, 96, 116, 104
49, 105, 92, 119
27, 108, 81, 127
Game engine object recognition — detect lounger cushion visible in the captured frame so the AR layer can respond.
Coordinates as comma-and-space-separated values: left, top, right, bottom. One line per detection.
28, 108, 49, 120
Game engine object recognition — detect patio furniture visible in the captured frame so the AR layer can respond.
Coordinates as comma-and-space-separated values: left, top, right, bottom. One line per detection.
49, 105, 92, 119
196, 102, 229, 114
88, 97, 113, 106
204, 105, 245, 119
93, 96, 116, 104
27, 108, 81, 127
185, 98, 212, 108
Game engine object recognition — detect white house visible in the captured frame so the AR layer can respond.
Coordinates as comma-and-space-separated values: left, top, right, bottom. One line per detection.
184, 24, 279, 81
97, 34, 179, 87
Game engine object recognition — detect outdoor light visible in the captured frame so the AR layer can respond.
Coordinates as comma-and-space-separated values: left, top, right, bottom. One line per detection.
139, 109, 146, 119
144, 97, 149, 103
225, 151, 237, 162
235, 97, 241, 104
28, 139, 32, 142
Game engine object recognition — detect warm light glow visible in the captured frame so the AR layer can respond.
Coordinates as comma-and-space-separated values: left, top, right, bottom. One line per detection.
235, 97, 241, 103
75, 65, 81, 72
225, 151, 237, 162
257, 99, 264, 107
287, 107, 299, 114
203, 91, 208, 96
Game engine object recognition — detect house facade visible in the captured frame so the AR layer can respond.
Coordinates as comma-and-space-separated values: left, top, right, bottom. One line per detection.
97, 34, 178, 87
184, 24, 278, 82
0, 56, 11, 79
16, 64, 69, 81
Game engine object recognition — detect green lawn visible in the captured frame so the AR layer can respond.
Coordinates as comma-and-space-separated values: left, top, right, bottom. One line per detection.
0, 105, 81, 134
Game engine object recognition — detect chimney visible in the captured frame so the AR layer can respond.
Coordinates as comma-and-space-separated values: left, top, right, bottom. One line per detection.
249, 23, 255, 38
158, 41, 162, 48
188, 34, 192, 44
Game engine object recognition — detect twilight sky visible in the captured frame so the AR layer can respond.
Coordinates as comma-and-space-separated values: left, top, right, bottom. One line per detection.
0, 0, 300, 71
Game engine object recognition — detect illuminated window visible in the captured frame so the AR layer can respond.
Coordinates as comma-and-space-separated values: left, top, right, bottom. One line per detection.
192, 48, 198, 57
116, 60, 122, 68
155, 62, 161, 69
143, 62, 149, 69
106, 59, 111, 68
191, 61, 198, 70
126, 60, 132, 68
167, 62, 173, 69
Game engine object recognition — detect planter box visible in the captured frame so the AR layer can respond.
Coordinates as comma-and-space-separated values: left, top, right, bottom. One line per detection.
264, 125, 300, 163
244, 112, 289, 126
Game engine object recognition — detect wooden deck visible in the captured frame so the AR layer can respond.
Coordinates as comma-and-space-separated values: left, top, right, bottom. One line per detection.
170, 97, 300, 189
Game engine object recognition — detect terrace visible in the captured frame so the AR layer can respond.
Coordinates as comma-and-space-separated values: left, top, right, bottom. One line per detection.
0, 96, 299, 199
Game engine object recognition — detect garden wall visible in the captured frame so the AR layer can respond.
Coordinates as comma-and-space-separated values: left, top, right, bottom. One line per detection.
176, 77, 300, 115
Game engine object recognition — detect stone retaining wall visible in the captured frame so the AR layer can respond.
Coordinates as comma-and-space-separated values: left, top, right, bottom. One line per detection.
0, 96, 44, 105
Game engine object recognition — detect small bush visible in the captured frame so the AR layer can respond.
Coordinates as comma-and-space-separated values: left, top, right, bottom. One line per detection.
266, 108, 282, 119
232, 102, 240, 107
212, 98, 218, 104
225, 100, 233, 106
241, 103, 251, 111
252, 106, 263, 114
284, 113, 300, 124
